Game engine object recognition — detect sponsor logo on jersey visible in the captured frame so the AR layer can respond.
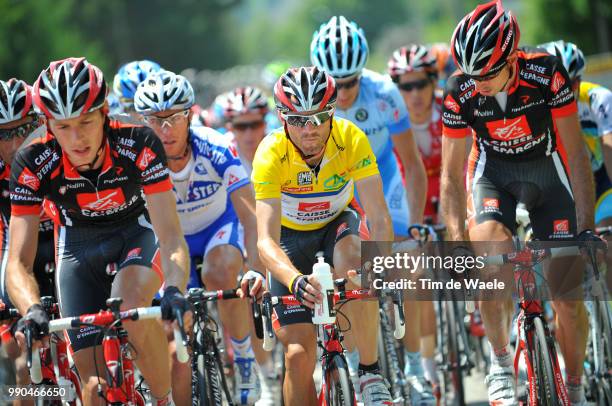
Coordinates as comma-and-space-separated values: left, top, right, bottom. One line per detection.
194, 161, 208, 175
323, 174, 347, 191
228, 173, 241, 187
215, 229, 226, 239
551, 72, 566, 94
298, 201, 331, 213
355, 156, 372, 170
444, 95, 460, 114
18, 167, 40, 191
298, 171, 313, 186
228, 143, 239, 158
115, 166, 124, 176
520, 95, 530, 104
486, 115, 532, 141
136, 147, 156, 171
59, 186, 66, 195
355, 108, 369, 122
76, 188, 126, 212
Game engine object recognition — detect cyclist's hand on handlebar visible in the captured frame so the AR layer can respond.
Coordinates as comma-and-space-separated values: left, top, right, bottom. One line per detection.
240, 269, 266, 299
14, 304, 49, 352
408, 224, 431, 242
290, 274, 322, 309
577, 229, 607, 249
160, 286, 193, 332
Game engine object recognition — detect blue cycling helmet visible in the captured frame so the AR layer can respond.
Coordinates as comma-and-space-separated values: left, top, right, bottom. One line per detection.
113, 60, 162, 102
310, 16, 369, 79
134, 70, 195, 114
538, 40, 585, 81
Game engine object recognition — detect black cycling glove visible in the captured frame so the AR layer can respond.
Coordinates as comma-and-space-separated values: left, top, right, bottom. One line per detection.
160, 286, 189, 321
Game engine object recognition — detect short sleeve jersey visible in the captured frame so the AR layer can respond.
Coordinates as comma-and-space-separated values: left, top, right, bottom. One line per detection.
442, 47, 578, 160
578, 81, 612, 171
10, 120, 172, 227
172, 126, 249, 235
335, 69, 410, 178
251, 117, 379, 231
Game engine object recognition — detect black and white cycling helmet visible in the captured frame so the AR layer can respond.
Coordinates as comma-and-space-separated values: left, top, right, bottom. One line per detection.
0, 79, 33, 124
134, 70, 195, 114
273, 66, 337, 113
33, 57, 107, 120
538, 40, 585, 81
451, 0, 520, 77
310, 16, 369, 78
219, 86, 269, 120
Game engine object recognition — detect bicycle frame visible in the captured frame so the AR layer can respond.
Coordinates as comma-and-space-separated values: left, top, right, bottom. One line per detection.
262, 286, 371, 406
36, 297, 188, 406
485, 245, 575, 406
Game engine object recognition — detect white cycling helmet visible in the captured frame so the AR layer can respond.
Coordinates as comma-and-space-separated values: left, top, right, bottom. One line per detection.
0, 79, 33, 124
134, 70, 195, 114
310, 16, 369, 78
538, 40, 585, 81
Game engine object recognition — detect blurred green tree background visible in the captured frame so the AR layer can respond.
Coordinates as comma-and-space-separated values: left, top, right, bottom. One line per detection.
0, 0, 609, 81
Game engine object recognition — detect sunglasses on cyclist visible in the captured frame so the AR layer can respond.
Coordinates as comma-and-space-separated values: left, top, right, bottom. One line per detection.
143, 110, 190, 128
232, 120, 265, 131
397, 78, 431, 92
281, 108, 334, 127
469, 65, 506, 82
0, 118, 42, 141
335, 75, 360, 90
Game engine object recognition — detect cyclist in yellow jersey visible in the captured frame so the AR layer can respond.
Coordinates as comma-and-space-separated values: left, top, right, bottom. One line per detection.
253, 67, 394, 405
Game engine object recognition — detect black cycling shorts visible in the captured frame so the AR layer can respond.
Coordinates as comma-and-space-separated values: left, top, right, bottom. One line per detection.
467, 151, 577, 240
270, 207, 363, 330
55, 214, 161, 353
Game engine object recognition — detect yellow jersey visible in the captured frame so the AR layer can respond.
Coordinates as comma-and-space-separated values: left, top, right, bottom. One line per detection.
252, 117, 379, 231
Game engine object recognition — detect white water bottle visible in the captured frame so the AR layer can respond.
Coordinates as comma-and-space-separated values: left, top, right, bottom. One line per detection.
312, 253, 336, 324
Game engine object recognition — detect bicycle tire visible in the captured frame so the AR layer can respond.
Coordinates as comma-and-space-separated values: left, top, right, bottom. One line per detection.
445, 300, 466, 406
592, 300, 612, 405
323, 354, 356, 406
532, 316, 562, 406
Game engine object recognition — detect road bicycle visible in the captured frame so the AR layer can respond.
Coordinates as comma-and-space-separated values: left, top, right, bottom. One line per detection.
27, 297, 188, 406
261, 278, 378, 406
482, 242, 582, 405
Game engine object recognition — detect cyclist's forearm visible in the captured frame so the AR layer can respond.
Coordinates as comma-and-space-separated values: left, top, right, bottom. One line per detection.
368, 212, 394, 242
257, 237, 300, 288
441, 172, 467, 241
159, 236, 190, 291
6, 260, 40, 315
569, 150, 596, 231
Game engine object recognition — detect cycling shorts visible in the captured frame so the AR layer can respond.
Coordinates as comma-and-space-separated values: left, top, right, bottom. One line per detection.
55, 214, 161, 353
270, 207, 363, 330
184, 213, 245, 290
467, 151, 577, 240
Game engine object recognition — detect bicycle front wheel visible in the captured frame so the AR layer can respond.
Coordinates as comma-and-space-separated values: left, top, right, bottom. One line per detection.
323, 354, 356, 406
532, 316, 562, 406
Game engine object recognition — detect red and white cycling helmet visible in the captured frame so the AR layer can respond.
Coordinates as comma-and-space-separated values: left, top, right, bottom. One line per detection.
33, 57, 107, 120
219, 86, 269, 120
0, 79, 33, 124
388, 44, 438, 80
451, 0, 520, 77
273, 66, 337, 114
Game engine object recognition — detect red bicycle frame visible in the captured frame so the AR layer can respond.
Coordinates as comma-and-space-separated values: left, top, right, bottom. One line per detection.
488, 246, 574, 406
265, 288, 372, 406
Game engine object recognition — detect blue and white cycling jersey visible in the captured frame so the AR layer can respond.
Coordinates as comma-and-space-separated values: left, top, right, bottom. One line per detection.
171, 126, 250, 236
335, 69, 412, 236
